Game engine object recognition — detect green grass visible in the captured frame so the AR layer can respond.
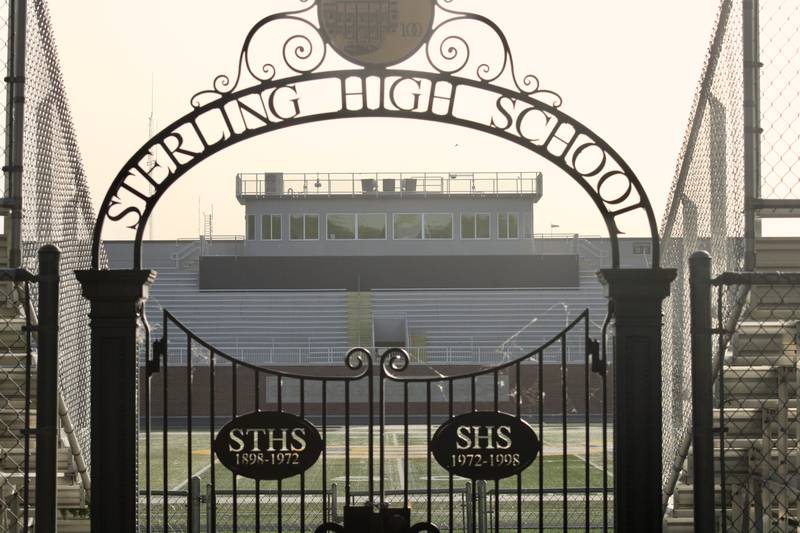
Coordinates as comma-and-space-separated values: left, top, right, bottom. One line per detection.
139, 424, 613, 492
139, 424, 614, 531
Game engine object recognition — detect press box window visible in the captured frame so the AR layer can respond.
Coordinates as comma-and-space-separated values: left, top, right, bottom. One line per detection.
424, 213, 453, 239
633, 243, 651, 255
358, 213, 386, 239
246, 215, 256, 240
498, 213, 519, 239
394, 214, 422, 239
261, 214, 282, 240
290, 214, 319, 240
461, 213, 490, 239
327, 214, 356, 240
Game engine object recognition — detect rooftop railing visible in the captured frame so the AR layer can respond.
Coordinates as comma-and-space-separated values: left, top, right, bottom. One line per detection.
236, 172, 542, 199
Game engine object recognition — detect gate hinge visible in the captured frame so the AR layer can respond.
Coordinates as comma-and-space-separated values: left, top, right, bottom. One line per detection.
587, 337, 605, 375
709, 327, 733, 335
147, 338, 164, 377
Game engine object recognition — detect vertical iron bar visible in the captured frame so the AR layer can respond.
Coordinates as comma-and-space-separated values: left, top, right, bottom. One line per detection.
690, 252, 715, 531
368, 359, 374, 505
163, 311, 169, 530
493, 370, 499, 533
232, 363, 238, 533
300, 379, 306, 532
254, 370, 261, 532
344, 380, 350, 506
35, 246, 59, 533
584, 314, 590, 531
345, 380, 351, 505
448, 379, 454, 532
380, 361, 385, 503
323, 380, 328, 521
277, 376, 283, 533
516, 363, 522, 532
427, 382, 432, 524
602, 310, 612, 532
471, 376, 476, 531
404, 382, 409, 509
209, 349, 216, 531
187, 336, 193, 532
561, 335, 568, 532
538, 346, 544, 533
144, 314, 152, 533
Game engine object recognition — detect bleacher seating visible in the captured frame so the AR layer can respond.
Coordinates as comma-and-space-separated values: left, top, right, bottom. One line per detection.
143, 262, 608, 366
372, 265, 608, 364
144, 270, 351, 364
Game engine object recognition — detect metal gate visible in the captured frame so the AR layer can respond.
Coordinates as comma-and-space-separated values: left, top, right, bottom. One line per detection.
141, 307, 612, 532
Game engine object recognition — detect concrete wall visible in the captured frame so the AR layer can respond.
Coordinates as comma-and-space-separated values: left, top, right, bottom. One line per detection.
141, 364, 612, 422
198, 254, 580, 290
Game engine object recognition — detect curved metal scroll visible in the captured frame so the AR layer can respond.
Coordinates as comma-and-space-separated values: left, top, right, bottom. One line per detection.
92, 0, 660, 270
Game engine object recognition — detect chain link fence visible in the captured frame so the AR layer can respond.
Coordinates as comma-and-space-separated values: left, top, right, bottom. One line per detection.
142, 486, 612, 532
760, 0, 800, 200
660, 0, 747, 502
711, 273, 799, 531
19, 0, 107, 476
0, 270, 34, 532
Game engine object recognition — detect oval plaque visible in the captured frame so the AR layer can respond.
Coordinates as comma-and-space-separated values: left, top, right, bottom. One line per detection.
430, 411, 539, 480
213, 411, 323, 481
319, 0, 435, 67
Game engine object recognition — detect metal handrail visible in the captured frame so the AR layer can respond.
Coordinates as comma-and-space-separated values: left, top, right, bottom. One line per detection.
236, 171, 542, 198
20, 285, 91, 498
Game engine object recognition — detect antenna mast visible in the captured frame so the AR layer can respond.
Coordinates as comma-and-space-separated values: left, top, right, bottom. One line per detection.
146, 77, 156, 240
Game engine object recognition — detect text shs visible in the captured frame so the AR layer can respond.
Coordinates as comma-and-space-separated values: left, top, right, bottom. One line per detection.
213, 411, 323, 481
431, 411, 540, 480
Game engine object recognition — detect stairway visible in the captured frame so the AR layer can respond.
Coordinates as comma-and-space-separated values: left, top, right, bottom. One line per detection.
346, 291, 373, 347
666, 238, 800, 531
0, 237, 89, 531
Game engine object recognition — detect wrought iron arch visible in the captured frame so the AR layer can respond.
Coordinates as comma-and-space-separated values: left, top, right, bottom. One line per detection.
91, 0, 660, 270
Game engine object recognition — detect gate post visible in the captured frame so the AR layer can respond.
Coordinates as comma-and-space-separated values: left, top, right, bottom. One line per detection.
75, 269, 156, 533
35, 245, 60, 533
598, 267, 676, 532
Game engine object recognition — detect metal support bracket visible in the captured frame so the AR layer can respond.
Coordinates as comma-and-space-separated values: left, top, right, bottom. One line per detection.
147, 338, 164, 377
588, 337, 604, 375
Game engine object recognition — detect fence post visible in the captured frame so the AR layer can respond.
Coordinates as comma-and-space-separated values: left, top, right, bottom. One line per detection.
36, 245, 60, 532
190, 476, 201, 533
331, 483, 339, 523
476, 480, 487, 533
689, 251, 715, 531
742, 0, 762, 271
464, 482, 473, 533
205, 483, 214, 533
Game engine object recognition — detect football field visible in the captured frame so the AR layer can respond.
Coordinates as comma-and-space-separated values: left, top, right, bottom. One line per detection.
139, 423, 613, 493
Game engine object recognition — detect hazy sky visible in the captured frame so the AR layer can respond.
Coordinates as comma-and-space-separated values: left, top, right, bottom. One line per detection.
49, 1, 720, 240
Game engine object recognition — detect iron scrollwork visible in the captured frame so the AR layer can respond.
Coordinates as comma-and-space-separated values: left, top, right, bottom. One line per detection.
93, 0, 661, 270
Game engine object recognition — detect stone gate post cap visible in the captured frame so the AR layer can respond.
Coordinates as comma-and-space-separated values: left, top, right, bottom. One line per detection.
38, 244, 61, 256
690, 250, 712, 261
597, 268, 677, 300
75, 269, 157, 301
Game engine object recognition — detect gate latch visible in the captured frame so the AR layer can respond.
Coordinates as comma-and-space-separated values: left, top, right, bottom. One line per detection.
588, 337, 604, 375
147, 338, 164, 377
